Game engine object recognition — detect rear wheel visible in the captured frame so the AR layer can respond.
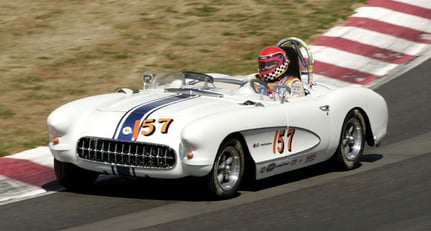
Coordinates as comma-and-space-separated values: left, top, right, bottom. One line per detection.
208, 138, 244, 199
333, 109, 366, 170
54, 159, 99, 191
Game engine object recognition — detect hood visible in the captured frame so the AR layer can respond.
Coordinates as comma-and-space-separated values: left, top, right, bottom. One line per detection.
97, 92, 167, 112
102, 91, 247, 142
47, 90, 252, 150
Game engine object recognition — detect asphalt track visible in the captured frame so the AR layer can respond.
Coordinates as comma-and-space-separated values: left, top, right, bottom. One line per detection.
2, 1, 430, 230
0, 57, 430, 230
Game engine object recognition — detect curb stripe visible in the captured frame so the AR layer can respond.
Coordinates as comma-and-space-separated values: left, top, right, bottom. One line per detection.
323, 26, 429, 56
342, 17, 431, 44
313, 36, 415, 64
9, 146, 53, 168
353, 7, 431, 33
367, 0, 431, 20
0, 158, 55, 187
313, 61, 379, 85
312, 73, 353, 87
312, 45, 398, 76
394, 0, 431, 10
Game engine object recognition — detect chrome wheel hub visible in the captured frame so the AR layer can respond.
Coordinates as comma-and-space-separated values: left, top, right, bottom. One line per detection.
341, 118, 363, 161
216, 147, 240, 190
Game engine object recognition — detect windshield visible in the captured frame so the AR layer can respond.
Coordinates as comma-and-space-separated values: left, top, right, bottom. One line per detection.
141, 71, 314, 101
148, 72, 245, 89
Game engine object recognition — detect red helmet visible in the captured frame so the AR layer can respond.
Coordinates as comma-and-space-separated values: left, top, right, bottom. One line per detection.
258, 46, 289, 82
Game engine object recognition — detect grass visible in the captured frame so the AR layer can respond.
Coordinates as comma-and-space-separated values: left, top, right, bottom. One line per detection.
0, 0, 366, 156
0, 105, 15, 119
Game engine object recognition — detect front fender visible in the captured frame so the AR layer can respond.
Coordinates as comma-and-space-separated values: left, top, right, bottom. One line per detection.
180, 105, 287, 167
324, 86, 388, 148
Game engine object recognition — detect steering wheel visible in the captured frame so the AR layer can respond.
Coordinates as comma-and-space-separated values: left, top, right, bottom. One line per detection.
250, 78, 269, 94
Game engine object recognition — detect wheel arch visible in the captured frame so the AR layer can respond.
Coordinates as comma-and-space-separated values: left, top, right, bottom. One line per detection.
324, 86, 388, 148
206, 132, 252, 198
354, 107, 375, 147
218, 132, 256, 180
341, 107, 375, 147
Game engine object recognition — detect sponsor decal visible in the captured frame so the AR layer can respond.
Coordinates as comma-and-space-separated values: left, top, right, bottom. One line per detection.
262, 161, 291, 173
276, 161, 290, 168
253, 142, 271, 149
305, 154, 316, 163
266, 163, 276, 172
291, 81, 302, 96
122, 126, 133, 135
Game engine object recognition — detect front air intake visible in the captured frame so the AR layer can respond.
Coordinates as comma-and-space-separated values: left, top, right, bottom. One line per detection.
77, 137, 176, 169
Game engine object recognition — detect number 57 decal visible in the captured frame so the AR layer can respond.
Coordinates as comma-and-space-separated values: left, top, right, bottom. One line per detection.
273, 128, 295, 154
133, 118, 174, 140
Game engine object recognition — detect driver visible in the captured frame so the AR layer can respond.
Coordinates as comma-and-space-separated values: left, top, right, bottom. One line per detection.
256, 46, 305, 98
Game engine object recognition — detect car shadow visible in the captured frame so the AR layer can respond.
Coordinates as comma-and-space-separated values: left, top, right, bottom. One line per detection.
242, 153, 383, 192
242, 160, 335, 192
360, 153, 383, 163
42, 175, 215, 201
41, 153, 384, 201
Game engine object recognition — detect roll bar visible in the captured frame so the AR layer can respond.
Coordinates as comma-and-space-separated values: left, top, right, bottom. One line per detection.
277, 37, 315, 87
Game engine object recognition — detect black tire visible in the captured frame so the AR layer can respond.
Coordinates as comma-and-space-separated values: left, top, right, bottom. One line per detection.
207, 138, 245, 199
333, 109, 366, 170
54, 159, 99, 191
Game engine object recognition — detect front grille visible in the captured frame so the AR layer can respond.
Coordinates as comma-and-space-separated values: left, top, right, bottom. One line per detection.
77, 137, 176, 169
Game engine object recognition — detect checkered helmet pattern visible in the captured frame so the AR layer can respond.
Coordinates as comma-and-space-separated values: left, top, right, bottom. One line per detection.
260, 61, 288, 82
258, 46, 289, 82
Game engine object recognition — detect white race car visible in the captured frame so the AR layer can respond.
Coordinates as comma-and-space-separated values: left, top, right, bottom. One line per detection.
47, 37, 388, 199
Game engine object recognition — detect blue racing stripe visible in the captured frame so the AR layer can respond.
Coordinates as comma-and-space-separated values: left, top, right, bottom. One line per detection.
116, 166, 132, 176
112, 96, 171, 139
114, 94, 194, 141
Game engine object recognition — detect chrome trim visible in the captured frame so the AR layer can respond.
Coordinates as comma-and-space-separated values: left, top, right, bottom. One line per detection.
77, 137, 176, 169
164, 88, 224, 98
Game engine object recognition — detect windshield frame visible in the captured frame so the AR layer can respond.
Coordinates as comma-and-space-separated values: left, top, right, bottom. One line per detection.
147, 72, 249, 98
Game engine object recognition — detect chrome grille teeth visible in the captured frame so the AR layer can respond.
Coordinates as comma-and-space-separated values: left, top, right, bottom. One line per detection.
76, 137, 176, 169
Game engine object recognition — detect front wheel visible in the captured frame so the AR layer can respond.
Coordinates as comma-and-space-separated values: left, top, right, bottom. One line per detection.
54, 159, 99, 191
333, 109, 366, 170
207, 138, 245, 199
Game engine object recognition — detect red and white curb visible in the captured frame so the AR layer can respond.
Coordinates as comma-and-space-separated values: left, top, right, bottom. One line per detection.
1, 0, 431, 205
0, 147, 57, 205
312, 0, 431, 87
